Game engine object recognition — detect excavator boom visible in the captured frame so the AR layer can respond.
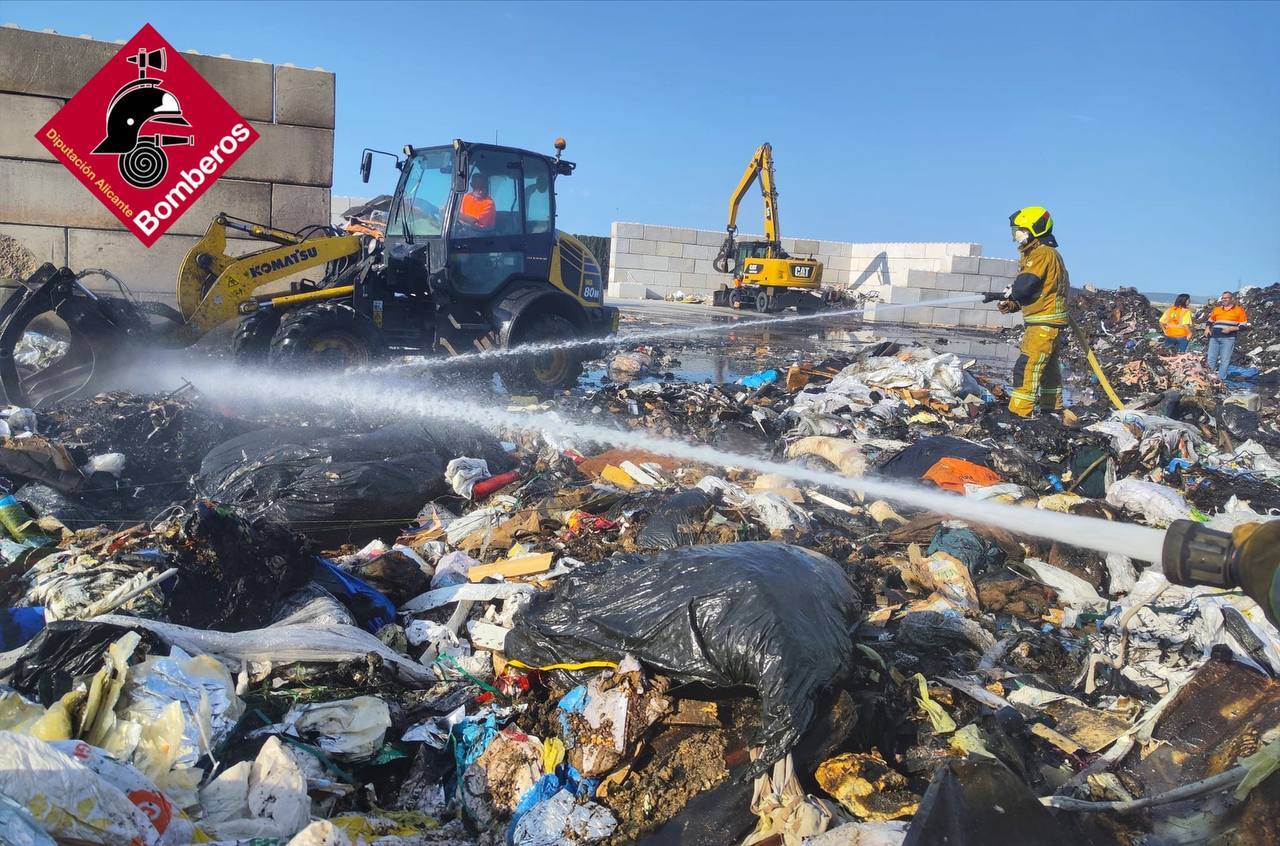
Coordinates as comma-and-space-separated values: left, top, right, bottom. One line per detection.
724, 142, 781, 244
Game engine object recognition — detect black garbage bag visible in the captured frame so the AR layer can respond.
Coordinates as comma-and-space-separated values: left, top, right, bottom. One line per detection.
3, 620, 166, 705
505, 541, 862, 776
635, 489, 718, 550
1218, 402, 1260, 441
877, 435, 991, 479
15, 483, 99, 530
167, 502, 316, 632
196, 422, 511, 533
987, 446, 1044, 489
904, 757, 1081, 846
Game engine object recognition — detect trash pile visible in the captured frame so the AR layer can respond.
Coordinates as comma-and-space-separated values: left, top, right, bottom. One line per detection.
2, 317, 1280, 845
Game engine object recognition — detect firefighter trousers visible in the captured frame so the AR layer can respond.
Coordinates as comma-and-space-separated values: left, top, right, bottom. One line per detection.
1009, 324, 1064, 417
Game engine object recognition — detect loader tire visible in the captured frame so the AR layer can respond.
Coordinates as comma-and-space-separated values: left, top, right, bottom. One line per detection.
502, 313, 583, 396
230, 311, 281, 365
269, 302, 379, 369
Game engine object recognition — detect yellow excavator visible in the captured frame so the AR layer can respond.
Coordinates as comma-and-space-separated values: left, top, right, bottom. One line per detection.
0, 138, 617, 406
711, 142, 825, 313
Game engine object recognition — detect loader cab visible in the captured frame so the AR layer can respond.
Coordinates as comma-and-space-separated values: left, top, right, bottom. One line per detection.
384, 140, 565, 301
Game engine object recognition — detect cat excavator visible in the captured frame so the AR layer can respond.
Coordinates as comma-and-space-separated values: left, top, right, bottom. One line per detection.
710, 142, 825, 313
0, 138, 617, 406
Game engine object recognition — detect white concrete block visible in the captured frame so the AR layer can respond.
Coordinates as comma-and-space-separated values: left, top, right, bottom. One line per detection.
931, 307, 964, 325
694, 258, 719, 275
643, 225, 673, 241
630, 238, 657, 255
900, 243, 927, 259
961, 274, 996, 293
897, 306, 935, 325
696, 228, 725, 246
935, 273, 966, 292
669, 227, 697, 243
883, 287, 923, 305
656, 241, 683, 258
611, 252, 644, 270
948, 256, 981, 274
906, 269, 938, 286
0, 222, 66, 270
667, 257, 695, 273
792, 238, 820, 254
614, 222, 644, 239
958, 310, 986, 328
638, 254, 669, 271
980, 257, 1018, 277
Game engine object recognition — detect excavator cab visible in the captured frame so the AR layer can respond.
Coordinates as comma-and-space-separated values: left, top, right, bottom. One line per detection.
0, 137, 617, 406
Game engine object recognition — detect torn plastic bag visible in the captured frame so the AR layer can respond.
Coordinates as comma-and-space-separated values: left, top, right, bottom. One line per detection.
902, 758, 1077, 846
697, 476, 812, 533
922, 457, 1001, 493
512, 789, 617, 845
803, 821, 909, 846
196, 422, 510, 535
0, 792, 56, 846
877, 436, 991, 479
88, 614, 438, 686
281, 696, 391, 762
0, 730, 162, 846
506, 542, 862, 776
1105, 478, 1192, 527
635, 488, 717, 550
49, 739, 196, 846
271, 584, 356, 628
431, 549, 480, 589
3, 620, 165, 704
313, 558, 396, 632
445, 456, 490, 499
197, 736, 310, 841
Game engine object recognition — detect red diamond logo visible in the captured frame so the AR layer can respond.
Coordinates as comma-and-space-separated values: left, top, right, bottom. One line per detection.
35, 23, 259, 247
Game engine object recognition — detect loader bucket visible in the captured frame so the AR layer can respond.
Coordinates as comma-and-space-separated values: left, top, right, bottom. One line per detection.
0, 264, 184, 407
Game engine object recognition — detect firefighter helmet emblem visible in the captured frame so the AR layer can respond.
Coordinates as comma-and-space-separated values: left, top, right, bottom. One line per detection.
92, 47, 193, 189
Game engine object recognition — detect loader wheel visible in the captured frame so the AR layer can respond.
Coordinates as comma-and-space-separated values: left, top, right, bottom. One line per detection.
269, 302, 378, 369
756, 291, 773, 313
503, 313, 583, 396
229, 311, 281, 365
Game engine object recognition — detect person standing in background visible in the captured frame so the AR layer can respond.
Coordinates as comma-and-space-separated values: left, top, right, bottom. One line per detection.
1159, 293, 1194, 353
1205, 290, 1250, 380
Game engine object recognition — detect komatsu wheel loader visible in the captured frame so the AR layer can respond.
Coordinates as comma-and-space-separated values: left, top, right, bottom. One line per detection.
0, 138, 617, 406
710, 142, 826, 313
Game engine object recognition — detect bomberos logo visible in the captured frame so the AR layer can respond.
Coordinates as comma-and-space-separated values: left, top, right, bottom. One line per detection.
36, 23, 259, 247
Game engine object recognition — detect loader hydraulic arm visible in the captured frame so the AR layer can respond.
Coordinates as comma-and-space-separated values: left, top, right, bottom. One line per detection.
173, 214, 362, 344
714, 143, 783, 274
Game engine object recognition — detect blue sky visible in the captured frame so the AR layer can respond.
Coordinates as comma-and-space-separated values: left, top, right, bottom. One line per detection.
8, 1, 1277, 293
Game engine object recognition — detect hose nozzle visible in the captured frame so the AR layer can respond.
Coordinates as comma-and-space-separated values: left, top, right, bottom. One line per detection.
1162, 519, 1235, 588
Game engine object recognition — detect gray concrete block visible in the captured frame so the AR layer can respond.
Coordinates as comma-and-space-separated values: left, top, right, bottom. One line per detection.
185, 53, 274, 123
0, 93, 62, 160
931, 307, 964, 326
226, 122, 333, 187
642, 225, 672, 241
958, 309, 986, 328
668, 227, 696, 243
0, 28, 116, 99
935, 273, 966, 291
948, 255, 981, 274
694, 258, 719, 275
637, 254, 668, 271
629, 238, 656, 255
792, 239, 820, 254
274, 65, 335, 129
667, 257, 695, 273
681, 242, 717, 260
0, 160, 270, 236
906, 269, 938, 286
271, 184, 330, 234
0, 222, 66, 271
883, 287, 922, 305
613, 222, 644, 239
67, 228, 198, 299
656, 240, 683, 258
611, 252, 644, 270
961, 274, 998, 293
979, 257, 1018, 277
695, 228, 725, 246
896, 306, 934, 325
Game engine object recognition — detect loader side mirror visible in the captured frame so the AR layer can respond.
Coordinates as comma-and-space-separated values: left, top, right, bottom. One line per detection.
360, 151, 372, 183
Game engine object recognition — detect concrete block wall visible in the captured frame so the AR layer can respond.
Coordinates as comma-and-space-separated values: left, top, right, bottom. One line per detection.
608, 221, 982, 303
867, 254, 1023, 329
0, 26, 335, 302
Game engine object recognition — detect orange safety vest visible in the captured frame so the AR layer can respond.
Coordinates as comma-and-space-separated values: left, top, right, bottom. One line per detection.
460, 192, 496, 229
1208, 304, 1248, 337
1160, 305, 1192, 338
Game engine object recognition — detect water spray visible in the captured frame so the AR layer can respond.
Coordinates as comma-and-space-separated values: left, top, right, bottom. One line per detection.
171, 359, 1167, 564
366, 292, 988, 374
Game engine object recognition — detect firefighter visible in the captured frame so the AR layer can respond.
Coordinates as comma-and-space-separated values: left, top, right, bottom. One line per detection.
995, 206, 1070, 417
